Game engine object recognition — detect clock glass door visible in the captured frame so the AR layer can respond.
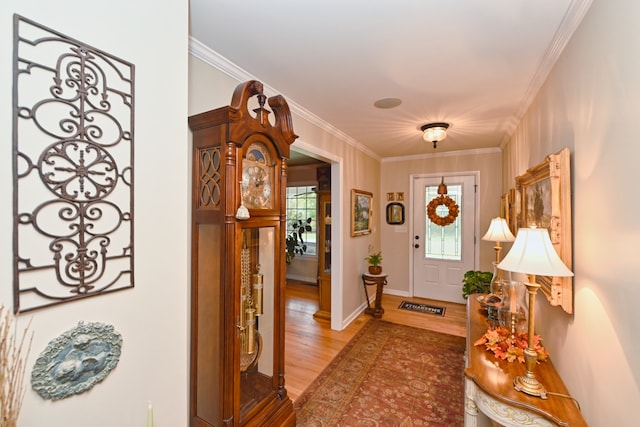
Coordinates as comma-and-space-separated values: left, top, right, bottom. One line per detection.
239, 226, 277, 420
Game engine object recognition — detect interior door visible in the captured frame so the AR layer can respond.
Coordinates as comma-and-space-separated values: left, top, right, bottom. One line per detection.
412, 174, 477, 304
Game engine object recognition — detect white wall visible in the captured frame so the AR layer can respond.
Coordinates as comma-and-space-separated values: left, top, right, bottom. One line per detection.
0, 1, 189, 426
503, 0, 640, 424
380, 149, 502, 296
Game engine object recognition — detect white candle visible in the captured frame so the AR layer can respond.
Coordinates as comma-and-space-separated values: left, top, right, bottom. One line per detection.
147, 401, 153, 427
509, 286, 517, 313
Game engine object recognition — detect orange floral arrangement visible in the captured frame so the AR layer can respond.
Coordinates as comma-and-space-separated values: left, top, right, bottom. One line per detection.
474, 327, 549, 364
426, 195, 459, 226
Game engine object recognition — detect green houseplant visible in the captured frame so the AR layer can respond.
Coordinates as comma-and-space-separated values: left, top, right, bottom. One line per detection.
462, 270, 493, 299
364, 245, 383, 274
285, 218, 312, 264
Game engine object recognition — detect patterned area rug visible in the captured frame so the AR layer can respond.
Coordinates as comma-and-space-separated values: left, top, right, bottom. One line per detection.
294, 320, 465, 426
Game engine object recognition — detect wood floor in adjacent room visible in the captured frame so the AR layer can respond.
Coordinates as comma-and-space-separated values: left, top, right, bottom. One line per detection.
284, 280, 467, 402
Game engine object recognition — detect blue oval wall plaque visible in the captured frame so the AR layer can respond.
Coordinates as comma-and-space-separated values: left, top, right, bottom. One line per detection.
31, 321, 122, 400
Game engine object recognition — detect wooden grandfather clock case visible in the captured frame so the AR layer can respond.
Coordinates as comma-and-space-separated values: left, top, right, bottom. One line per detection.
188, 81, 297, 427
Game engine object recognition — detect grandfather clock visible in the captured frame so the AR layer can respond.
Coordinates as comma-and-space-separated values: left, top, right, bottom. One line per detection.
188, 81, 297, 427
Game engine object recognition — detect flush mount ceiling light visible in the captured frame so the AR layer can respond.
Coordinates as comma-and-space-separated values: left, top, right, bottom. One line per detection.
421, 122, 449, 149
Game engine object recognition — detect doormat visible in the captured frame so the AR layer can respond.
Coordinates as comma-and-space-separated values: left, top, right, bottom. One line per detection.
398, 301, 446, 316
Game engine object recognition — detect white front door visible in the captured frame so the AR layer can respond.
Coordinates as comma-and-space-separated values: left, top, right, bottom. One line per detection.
412, 174, 477, 304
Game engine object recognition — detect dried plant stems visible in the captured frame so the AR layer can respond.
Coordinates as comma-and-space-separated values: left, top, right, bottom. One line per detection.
0, 306, 33, 427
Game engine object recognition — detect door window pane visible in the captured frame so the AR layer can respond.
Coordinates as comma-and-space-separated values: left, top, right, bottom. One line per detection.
425, 184, 462, 260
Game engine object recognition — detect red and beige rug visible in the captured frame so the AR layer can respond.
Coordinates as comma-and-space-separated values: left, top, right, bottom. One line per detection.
294, 320, 465, 426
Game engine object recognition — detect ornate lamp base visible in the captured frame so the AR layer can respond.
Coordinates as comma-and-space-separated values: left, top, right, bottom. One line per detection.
514, 348, 547, 399
514, 373, 547, 399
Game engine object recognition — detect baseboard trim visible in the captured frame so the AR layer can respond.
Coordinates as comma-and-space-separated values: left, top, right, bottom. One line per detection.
285, 274, 316, 284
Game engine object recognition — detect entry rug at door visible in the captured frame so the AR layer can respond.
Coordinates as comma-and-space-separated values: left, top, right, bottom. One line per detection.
294, 320, 465, 426
398, 300, 446, 316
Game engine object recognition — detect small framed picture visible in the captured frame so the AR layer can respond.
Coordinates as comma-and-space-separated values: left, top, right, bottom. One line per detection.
387, 192, 395, 201
396, 192, 404, 201
351, 189, 373, 237
386, 202, 405, 225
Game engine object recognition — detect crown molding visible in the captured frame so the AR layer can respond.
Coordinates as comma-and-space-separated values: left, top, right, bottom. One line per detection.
500, 0, 594, 148
189, 37, 380, 161
382, 147, 501, 163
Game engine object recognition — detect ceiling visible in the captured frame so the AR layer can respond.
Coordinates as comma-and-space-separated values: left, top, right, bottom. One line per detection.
189, 1, 591, 159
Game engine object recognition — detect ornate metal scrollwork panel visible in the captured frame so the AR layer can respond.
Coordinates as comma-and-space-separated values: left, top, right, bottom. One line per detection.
13, 15, 135, 313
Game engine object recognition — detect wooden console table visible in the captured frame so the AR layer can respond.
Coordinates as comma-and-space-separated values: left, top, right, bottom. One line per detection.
361, 273, 387, 318
465, 294, 587, 426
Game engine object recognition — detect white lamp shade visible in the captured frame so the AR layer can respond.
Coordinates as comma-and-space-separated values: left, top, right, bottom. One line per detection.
482, 217, 515, 242
497, 227, 573, 277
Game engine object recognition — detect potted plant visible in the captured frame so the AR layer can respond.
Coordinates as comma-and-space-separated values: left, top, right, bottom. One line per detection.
285, 218, 313, 264
462, 270, 493, 299
364, 245, 383, 275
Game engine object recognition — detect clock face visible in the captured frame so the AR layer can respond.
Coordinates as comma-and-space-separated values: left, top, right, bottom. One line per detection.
241, 143, 273, 209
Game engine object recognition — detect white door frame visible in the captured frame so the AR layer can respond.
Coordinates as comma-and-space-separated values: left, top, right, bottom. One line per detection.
408, 171, 480, 298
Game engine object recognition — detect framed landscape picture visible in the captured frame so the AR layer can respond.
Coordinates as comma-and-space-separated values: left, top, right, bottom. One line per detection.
508, 188, 520, 235
515, 147, 573, 313
500, 188, 518, 235
351, 189, 373, 236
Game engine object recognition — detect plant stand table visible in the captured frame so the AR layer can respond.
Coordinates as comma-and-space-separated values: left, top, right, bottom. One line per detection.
361, 273, 387, 318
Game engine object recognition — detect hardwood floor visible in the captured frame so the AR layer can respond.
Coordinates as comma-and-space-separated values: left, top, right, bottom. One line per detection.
284, 280, 467, 402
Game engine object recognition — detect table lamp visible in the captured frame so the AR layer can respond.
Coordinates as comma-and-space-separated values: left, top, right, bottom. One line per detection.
482, 217, 515, 293
497, 226, 574, 399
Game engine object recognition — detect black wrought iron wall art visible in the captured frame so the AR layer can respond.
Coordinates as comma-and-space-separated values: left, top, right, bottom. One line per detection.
12, 15, 135, 313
